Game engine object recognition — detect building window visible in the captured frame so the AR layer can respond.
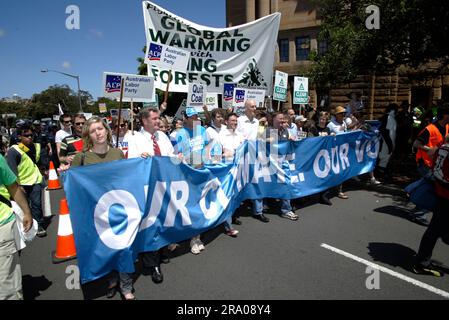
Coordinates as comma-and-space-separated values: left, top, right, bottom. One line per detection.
318, 40, 328, 55
279, 39, 289, 62
296, 36, 310, 61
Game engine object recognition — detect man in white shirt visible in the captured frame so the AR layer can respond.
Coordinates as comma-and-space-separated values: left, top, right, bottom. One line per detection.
219, 113, 245, 161
206, 108, 226, 142
127, 108, 174, 285
237, 99, 259, 141
55, 114, 73, 162
218, 112, 244, 235
236, 99, 269, 223
127, 108, 174, 158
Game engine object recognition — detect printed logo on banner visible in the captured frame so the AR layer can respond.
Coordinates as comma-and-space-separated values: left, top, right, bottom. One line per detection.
235, 89, 246, 103
105, 75, 122, 93
148, 43, 162, 61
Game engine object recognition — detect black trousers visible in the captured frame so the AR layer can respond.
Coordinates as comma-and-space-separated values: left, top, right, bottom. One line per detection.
415, 196, 449, 266
141, 250, 160, 269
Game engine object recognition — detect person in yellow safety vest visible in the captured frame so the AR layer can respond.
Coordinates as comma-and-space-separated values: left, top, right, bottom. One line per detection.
5, 124, 46, 237
0, 154, 33, 300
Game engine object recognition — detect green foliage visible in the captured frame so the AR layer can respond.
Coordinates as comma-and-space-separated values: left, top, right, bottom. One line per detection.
310, 0, 449, 87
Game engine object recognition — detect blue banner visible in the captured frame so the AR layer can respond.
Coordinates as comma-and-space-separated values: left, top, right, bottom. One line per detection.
63, 131, 379, 283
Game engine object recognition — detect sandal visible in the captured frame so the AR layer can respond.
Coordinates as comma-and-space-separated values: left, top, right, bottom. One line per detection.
123, 293, 136, 300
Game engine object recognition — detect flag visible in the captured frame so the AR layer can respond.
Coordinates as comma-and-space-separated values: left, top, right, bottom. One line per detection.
58, 103, 64, 115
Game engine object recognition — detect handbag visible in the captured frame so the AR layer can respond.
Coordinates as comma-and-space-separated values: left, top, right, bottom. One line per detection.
404, 177, 437, 211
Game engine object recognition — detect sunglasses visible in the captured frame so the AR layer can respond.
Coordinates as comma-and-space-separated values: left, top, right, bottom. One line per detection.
21, 134, 33, 138
63, 120, 72, 124
115, 123, 127, 128
75, 122, 85, 126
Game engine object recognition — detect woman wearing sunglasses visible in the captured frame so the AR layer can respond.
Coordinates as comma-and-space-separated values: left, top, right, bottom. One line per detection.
111, 118, 134, 159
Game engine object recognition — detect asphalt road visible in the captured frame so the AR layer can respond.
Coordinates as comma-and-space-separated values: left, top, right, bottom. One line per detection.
19, 178, 449, 300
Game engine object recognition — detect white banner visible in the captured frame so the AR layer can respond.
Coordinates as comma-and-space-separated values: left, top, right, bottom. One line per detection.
143, 1, 280, 93
145, 42, 190, 72
293, 77, 309, 104
103, 72, 155, 102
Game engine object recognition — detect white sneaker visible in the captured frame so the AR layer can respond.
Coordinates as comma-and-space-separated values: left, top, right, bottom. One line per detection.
280, 211, 299, 221
370, 178, 382, 185
191, 243, 201, 255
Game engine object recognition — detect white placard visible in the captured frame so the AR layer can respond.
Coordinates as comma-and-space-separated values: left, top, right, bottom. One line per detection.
232, 88, 247, 116
145, 42, 190, 72
103, 72, 155, 102
110, 109, 131, 121
245, 89, 266, 109
293, 77, 309, 104
187, 83, 206, 107
205, 93, 218, 110
273, 70, 288, 102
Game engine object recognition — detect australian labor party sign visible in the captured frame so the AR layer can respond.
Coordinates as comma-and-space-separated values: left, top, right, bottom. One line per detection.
143, 1, 280, 94
273, 70, 288, 102
145, 42, 190, 72
293, 77, 309, 105
103, 72, 155, 102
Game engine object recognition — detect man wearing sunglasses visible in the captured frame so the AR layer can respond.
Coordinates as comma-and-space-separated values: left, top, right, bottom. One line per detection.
55, 114, 73, 163
5, 124, 46, 237
59, 114, 86, 168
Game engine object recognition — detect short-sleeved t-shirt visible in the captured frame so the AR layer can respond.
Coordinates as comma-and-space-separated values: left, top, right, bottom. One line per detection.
176, 126, 209, 166
0, 155, 18, 225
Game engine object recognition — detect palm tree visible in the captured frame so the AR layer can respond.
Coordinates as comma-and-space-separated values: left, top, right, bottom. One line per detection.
137, 45, 147, 75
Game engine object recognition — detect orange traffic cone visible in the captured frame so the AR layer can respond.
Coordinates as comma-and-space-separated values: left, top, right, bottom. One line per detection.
52, 198, 77, 264
47, 161, 62, 190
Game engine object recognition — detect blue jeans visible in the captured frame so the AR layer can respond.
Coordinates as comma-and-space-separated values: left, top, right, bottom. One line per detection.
252, 199, 263, 216
413, 162, 432, 217
23, 182, 44, 226
252, 199, 292, 215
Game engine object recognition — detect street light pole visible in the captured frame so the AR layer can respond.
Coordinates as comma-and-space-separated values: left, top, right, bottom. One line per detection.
41, 69, 84, 113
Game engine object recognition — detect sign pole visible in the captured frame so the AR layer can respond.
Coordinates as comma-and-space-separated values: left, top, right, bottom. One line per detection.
116, 78, 125, 148
164, 70, 172, 103
130, 99, 134, 135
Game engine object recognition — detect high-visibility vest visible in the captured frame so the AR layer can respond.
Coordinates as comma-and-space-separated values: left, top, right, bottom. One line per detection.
0, 185, 13, 225
11, 144, 43, 186
416, 123, 449, 168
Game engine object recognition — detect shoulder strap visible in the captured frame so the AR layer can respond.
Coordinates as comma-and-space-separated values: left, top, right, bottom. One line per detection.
0, 193, 12, 208
80, 152, 86, 166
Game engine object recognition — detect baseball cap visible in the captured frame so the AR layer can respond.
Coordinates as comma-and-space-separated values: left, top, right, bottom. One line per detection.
295, 115, 307, 122
185, 107, 198, 118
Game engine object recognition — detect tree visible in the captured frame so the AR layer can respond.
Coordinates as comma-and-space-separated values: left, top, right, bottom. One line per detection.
310, 0, 449, 87
137, 45, 147, 76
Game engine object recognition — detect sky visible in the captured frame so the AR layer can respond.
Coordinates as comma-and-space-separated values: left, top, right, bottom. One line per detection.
0, 0, 226, 100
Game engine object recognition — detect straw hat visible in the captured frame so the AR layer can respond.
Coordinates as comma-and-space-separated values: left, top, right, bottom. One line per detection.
333, 106, 346, 115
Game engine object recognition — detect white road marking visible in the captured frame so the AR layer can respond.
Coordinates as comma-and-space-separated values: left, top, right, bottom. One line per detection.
321, 243, 449, 299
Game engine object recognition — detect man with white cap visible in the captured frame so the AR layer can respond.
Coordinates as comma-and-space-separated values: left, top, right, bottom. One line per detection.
175, 107, 210, 254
